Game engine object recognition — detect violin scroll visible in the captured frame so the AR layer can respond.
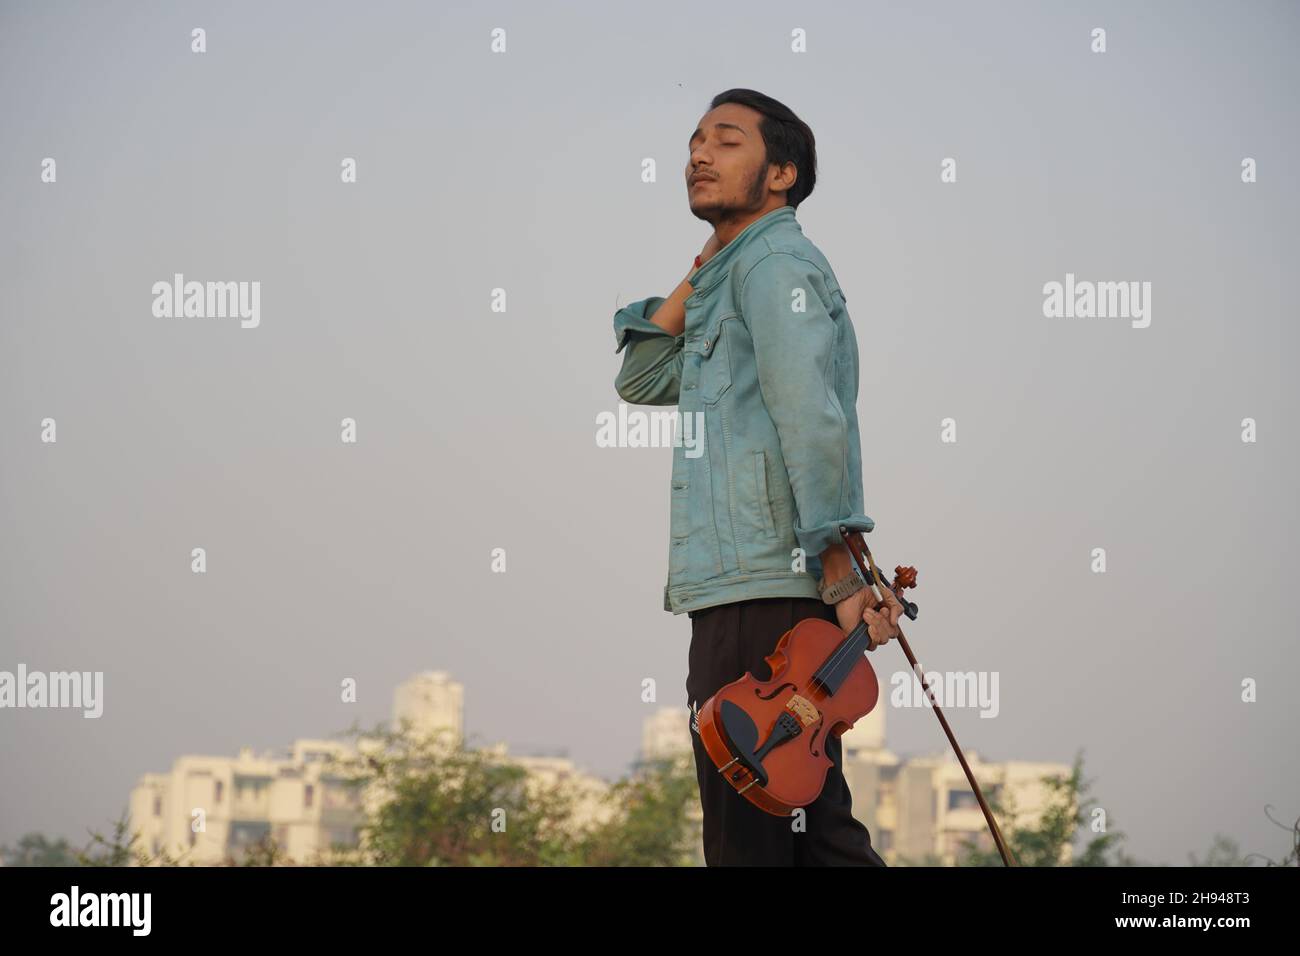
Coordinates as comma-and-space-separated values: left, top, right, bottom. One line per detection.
882, 565, 919, 621
892, 565, 917, 593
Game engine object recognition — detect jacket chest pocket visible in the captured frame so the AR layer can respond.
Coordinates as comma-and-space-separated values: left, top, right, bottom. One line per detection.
686, 311, 735, 404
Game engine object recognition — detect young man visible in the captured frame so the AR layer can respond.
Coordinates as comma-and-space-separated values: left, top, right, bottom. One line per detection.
612, 89, 904, 866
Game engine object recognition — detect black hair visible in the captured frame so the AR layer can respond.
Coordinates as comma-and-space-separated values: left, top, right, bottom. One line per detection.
708, 88, 817, 208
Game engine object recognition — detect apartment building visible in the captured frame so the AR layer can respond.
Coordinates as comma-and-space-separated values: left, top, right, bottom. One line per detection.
128, 670, 613, 864
128, 738, 364, 865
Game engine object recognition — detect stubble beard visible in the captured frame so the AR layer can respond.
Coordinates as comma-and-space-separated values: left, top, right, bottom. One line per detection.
690, 162, 770, 225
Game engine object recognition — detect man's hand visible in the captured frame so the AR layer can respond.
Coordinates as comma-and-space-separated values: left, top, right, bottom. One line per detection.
862, 585, 904, 649
834, 582, 904, 649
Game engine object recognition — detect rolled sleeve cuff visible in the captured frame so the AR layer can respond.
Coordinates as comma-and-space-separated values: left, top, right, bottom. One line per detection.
795, 514, 875, 558
613, 296, 670, 353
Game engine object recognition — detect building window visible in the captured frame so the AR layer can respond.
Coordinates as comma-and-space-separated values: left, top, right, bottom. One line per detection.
215, 780, 224, 804
228, 822, 272, 854
947, 789, 979, 811
153, 796, 162, 817
304, 783, 314, 808
329, 826, 359, 849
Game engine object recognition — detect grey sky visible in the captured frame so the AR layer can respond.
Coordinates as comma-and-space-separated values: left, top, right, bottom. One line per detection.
2, 0, 1297, 865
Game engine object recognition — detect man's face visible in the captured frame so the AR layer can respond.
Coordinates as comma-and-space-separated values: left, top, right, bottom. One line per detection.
686, 104, 783, 221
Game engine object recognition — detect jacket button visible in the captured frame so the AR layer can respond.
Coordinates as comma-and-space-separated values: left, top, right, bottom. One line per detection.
704, 339, 711, 349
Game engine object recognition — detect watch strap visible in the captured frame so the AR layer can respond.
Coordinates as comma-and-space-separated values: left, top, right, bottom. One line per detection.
817, 571, 867, 605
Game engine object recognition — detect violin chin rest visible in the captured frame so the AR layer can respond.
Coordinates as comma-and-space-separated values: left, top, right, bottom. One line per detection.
719, 699, 768, 787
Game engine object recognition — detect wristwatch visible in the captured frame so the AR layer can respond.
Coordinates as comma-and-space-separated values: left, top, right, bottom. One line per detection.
817, 571, 867, 605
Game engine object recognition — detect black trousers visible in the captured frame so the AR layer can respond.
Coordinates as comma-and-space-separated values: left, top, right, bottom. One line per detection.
686, 595, 888, 867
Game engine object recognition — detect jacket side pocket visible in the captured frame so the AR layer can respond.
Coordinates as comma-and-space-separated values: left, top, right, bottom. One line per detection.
753, 450, 777, 539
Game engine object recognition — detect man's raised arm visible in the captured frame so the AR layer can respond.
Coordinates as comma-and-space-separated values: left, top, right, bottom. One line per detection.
612, 272, 696, 406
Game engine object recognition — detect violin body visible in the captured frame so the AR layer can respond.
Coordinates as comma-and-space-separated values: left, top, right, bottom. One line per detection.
697, 615, 880, 816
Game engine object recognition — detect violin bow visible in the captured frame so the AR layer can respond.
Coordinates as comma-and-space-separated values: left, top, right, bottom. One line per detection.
838, 525, 1020, 867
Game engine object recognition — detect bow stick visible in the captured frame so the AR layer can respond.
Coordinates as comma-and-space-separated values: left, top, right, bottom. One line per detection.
839, 525, 1020, 867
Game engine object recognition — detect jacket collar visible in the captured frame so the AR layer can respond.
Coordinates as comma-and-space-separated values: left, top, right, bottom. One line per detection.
688, 204, 798, 294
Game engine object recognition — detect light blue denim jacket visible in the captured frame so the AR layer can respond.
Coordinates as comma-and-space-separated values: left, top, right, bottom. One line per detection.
612, 204, 874, 614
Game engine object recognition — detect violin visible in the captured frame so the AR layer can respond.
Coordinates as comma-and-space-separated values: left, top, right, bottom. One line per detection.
697, 524, 1018, 865
695, 529, 915, 816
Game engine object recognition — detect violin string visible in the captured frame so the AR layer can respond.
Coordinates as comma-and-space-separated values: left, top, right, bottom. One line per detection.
734, 617, 875, 796
800, 546, 889, 697
781, 548, 892, 748
792, 612, 872, 703
780, 580, 885, 735
737, 537, 892, 791
739, 616, 873, 793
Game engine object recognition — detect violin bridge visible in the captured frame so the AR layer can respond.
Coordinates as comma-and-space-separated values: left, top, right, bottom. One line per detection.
785, 694, 820, 727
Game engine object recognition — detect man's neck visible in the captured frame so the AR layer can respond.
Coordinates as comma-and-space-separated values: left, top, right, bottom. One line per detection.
711, 202, 788, 249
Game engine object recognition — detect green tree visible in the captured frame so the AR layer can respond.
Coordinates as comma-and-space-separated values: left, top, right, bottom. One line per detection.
75, 810, 192, 867
1188, 834, 1248, 867
1242, 805, 1300, 867
229, 833, 294, 866
955, 749, 1135, 867
328, 719, 700, 866
577, 753, 700, 866
0, 832, 80, 866
328, 720, 582, 865
951, 751, 1298, 868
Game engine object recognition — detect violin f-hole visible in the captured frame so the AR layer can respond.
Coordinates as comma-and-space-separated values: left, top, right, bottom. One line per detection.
756, 682, 796, 701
